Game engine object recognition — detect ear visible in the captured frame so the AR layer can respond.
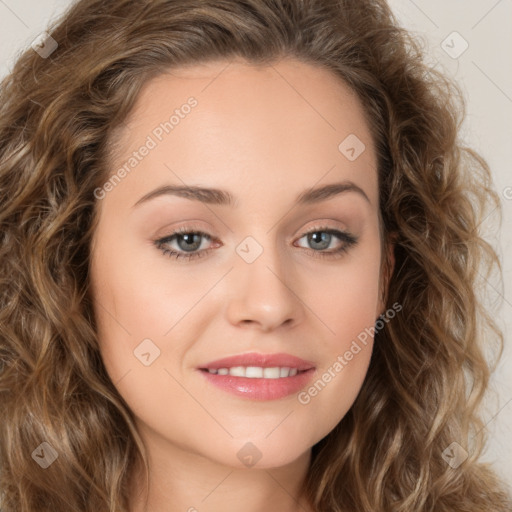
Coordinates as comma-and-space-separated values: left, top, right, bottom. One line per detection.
377, 234, 396, 317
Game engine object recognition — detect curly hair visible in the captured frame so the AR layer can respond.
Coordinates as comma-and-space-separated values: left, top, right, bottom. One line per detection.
0, 0, 510, 510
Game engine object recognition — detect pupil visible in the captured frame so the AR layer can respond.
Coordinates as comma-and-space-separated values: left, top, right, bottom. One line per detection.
179, 233, 201, 251
310, 232, 330, 250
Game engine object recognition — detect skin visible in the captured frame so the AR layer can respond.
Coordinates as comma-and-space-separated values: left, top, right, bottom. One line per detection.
89, 58, 395, 512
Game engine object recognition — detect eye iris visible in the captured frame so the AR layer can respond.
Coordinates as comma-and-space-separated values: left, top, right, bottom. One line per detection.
177, 233, 202, 252
309, 232, 330, 250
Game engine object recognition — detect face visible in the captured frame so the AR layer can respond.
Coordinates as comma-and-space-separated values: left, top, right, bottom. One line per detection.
89, 58, 393, 470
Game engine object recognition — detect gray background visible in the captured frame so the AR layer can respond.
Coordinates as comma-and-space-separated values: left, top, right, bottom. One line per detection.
1, 0, 510, 489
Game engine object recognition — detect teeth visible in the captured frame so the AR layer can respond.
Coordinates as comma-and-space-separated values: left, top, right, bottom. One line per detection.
263, 367, 280, 379
245, 366, 263, 378
229, 366, 246, 377
206, 366, 303, 378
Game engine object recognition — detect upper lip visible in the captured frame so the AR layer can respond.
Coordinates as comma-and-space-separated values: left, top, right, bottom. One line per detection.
199, 352, 315, 371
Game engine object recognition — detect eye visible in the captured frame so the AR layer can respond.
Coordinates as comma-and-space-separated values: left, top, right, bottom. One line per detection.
154, 226, 216, 261
294, 227, 358, 260
154, 225, 358, 261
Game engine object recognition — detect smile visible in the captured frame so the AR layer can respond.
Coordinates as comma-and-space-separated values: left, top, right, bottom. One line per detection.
203, 366, 301, 378
197, 352, 316, 400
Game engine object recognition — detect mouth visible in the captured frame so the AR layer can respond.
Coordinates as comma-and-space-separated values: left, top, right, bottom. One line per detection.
197, 352, 316, 400
199, 366, 309, 378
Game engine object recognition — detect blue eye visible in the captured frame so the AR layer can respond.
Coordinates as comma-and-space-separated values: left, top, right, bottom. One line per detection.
295, 228, 358, 260
154, 226, 358, 261
155, 227, 214, 261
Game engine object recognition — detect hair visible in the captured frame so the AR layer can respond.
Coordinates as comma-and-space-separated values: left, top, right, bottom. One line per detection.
0, 0, 510, 510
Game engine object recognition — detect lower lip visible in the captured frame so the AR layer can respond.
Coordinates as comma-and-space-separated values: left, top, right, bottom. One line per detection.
198, 368, 316, 400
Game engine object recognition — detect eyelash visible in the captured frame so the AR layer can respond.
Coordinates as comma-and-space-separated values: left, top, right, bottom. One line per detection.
154, 225, 359, 262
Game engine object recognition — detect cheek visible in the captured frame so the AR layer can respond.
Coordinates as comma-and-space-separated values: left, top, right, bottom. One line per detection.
89, 220, 199, 342
294, 231, 382, 430
305, 227, 382, 352
89, 248, 193, 424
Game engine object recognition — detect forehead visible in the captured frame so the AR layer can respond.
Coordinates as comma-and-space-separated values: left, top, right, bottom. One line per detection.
105, 58, 378, 210
122, 57, 373, 141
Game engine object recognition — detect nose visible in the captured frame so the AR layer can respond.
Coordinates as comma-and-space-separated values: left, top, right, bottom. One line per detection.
225, 240, 305, 332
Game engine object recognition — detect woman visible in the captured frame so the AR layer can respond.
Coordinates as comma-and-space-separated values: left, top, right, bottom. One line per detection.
0, 0, 510, 511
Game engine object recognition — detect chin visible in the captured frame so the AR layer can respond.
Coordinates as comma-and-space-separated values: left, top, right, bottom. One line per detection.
203, 435, 312, 470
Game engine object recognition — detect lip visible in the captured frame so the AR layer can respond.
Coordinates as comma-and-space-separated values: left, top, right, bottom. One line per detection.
197, 352, 316, 401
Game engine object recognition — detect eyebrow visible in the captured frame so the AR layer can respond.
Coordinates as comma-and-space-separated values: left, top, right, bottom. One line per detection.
131, 181, 371, 208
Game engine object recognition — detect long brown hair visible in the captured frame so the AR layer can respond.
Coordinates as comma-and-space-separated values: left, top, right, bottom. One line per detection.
0, 0, 510, 510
